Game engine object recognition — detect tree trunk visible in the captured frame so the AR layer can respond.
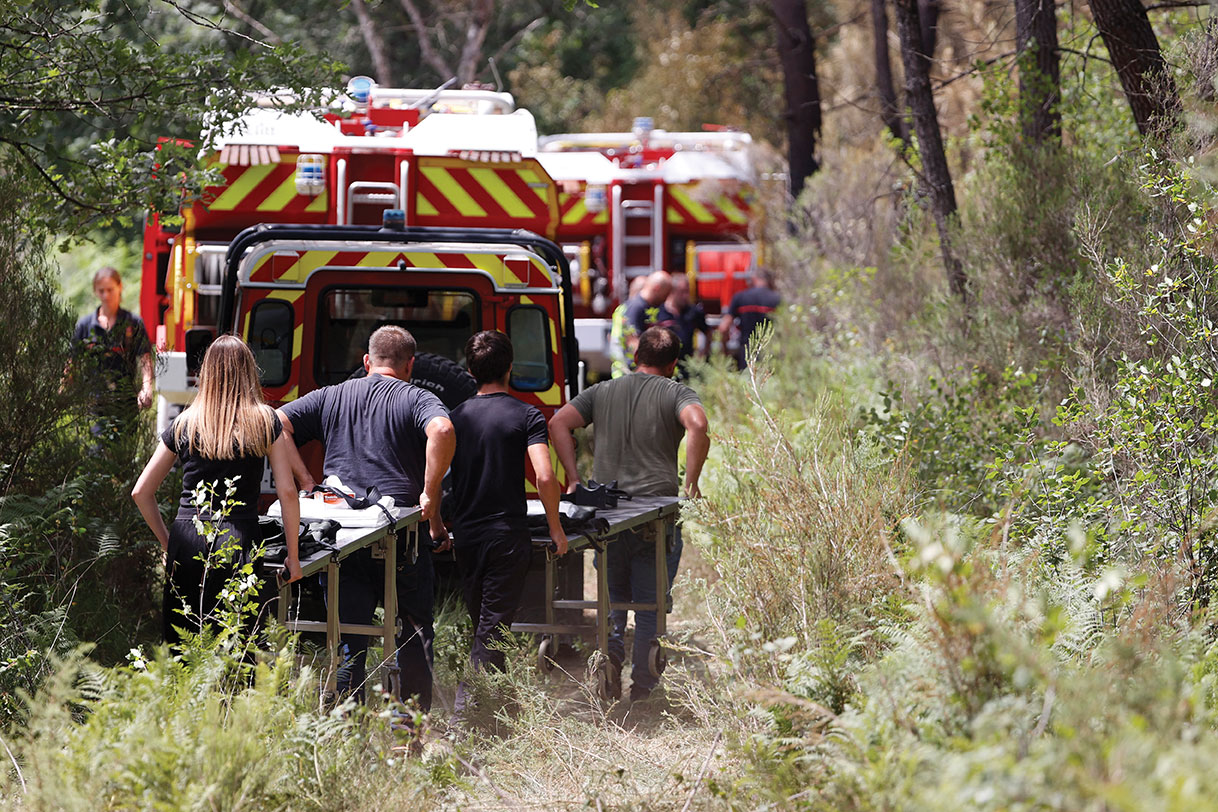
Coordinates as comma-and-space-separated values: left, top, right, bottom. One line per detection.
456, 0, 496, 85
351, 0, 394, 86
771, 0, 823, 199
917, 0, 940, 58
1015, 0, 1061, 143
893, 0, 968, 302
1089, 0, 1181, 136
872, 0, 908, 144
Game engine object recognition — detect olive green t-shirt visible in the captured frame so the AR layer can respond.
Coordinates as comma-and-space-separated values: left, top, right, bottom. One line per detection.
569, 371, 701, 497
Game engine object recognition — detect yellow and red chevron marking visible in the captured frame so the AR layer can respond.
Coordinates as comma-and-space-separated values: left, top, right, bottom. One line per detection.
200, 153, 329, 216
246, 249, 553, 289
666, 182, 756, 229
413, 157, 557, 237
557, 190, 610, 230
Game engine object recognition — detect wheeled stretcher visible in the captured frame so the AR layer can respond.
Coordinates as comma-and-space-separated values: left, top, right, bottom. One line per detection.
512, 495, 682, 700
263, 505, 422, 699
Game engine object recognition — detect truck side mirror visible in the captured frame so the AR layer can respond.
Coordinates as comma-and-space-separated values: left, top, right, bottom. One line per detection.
185, 327, 215, 377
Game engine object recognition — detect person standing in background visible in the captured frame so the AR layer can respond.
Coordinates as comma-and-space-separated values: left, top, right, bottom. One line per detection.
620, 271, 675, 373
664, 273, 710, 376
719, 269, 780, 370
72, 267, 154, 432
608, 275, 648, 379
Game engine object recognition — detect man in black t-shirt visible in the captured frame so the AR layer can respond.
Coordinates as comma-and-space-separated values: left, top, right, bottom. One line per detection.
449, 331, 567, 718
665, 273, 709, 374
278, 326, 455, 709
719, 269, 781, 369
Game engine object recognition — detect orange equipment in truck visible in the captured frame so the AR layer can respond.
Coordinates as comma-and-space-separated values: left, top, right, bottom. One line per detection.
142, 78, 561, 382
535, 117, 760, 376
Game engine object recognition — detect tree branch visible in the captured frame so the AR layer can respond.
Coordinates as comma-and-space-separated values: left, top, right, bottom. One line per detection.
456, 0, 495, 84
4, 141, 111, 213
222, 0, 282, 44
398, 0, 454, 79
157, 0, 272, 49
487, 16, 544, 69
350, 0, 394, 85
1145, 0, 1206, 8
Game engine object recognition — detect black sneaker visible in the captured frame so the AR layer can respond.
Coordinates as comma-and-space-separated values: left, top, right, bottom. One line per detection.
629, 684, 652, 703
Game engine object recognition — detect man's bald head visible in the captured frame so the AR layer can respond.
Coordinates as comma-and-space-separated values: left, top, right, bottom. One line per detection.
628, 274, 648, 299
641, 271, 672, 306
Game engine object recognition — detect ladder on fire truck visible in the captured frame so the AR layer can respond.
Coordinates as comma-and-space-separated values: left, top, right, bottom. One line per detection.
611, 182, 664, 302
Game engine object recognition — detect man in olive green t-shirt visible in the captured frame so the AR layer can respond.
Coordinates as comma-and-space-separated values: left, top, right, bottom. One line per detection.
549, 326, 710, 701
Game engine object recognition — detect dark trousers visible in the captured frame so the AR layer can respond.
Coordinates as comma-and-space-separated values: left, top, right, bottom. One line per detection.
605, 526, 683, 694
163, 513, 259, 645
332, 529, 434, 710
452, 530, 531, 715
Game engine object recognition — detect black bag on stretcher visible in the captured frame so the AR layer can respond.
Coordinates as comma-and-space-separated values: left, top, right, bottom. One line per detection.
526, 501, 611, 549
563, 480, 631, 509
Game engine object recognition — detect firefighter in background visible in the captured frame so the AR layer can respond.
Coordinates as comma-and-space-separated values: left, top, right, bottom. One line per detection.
719, 269, 780, 370
72, 267, 154, 438
608, 275, 647, 378
664, 273, 710, 378
611, 271, 674, 378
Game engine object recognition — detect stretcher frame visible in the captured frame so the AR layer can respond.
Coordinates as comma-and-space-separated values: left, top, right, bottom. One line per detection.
512, 495, 682, 698
265, 506, 422, 698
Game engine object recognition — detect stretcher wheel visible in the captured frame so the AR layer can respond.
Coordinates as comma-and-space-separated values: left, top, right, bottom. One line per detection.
648, 639, 667, 678
537, 636, 556, 673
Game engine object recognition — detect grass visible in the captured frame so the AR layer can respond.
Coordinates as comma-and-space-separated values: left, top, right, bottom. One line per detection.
434, 544, 759, 810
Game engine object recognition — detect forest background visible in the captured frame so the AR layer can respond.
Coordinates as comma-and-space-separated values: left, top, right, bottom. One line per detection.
4, 0, 1218, 808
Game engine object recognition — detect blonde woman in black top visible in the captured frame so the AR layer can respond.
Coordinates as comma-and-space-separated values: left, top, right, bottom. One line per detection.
132, 335, 301, 642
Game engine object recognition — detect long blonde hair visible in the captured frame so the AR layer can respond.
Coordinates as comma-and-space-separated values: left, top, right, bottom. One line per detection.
174, 335, 275, 460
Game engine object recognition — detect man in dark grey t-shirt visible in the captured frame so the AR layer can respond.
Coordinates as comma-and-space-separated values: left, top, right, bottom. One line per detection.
550, 326, 710, 702
278, 326, 455, 710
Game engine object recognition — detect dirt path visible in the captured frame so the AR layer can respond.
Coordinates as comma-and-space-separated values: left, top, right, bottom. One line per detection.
431, 544, 749, 810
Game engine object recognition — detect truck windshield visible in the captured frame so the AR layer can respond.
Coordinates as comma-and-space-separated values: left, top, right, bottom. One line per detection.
315, 287, 478, 385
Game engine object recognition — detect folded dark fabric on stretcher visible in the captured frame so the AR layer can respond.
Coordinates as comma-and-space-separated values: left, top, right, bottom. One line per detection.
260, 517, 340, 564
527, 501, 611, 543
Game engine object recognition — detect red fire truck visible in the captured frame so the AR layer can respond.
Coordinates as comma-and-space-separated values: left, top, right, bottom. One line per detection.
535, 117, 761, 375
143, 81, 577, 425
144, 80, 584, 499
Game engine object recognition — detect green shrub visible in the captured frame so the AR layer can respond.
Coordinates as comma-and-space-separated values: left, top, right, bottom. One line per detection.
686, 323, 914, 660
1, 642, 446, 811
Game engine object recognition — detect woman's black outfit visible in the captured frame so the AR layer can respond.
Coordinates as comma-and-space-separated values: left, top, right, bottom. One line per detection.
160, 414, 281, 644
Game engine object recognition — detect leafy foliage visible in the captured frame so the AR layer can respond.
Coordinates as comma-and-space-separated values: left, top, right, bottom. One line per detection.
0, 0, 340, 234
2, 643, 444, 811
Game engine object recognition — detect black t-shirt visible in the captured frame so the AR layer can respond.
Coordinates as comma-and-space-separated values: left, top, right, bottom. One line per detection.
448, 392, 548, 541
727, 287, 781, 356
669, 303, 708, 361
279, 373, 449, 504
73, 308, 152, 411
162, 411, 282, 519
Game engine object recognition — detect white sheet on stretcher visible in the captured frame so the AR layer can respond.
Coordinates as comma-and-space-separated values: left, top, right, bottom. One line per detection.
267, 476, 401, 528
